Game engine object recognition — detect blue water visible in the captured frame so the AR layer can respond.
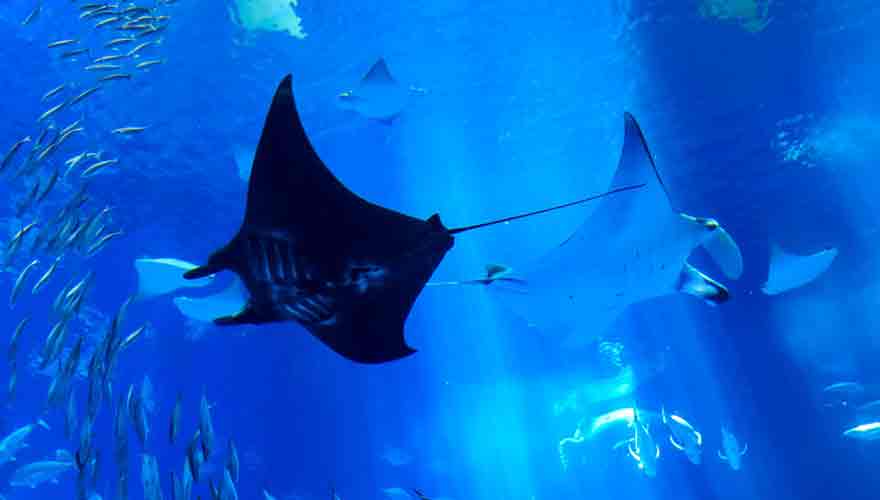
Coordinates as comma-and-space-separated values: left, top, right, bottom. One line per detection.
1, 1, 879, 499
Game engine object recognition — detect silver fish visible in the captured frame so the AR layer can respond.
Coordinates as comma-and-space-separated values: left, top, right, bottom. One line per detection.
21, 2, 41, 26
1, 136, 31, 172
86, 230, 123, 255
199, 392, 215, 459
10, 259, 40, 307
37, 100, 68, 123
169, 391, 181, 445
226, 439, 239, 483
32, 256, 61, 294
8, 315, 29, 363
41, 84, 67, 102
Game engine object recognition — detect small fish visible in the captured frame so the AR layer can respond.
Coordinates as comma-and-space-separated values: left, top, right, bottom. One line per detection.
41, 84, 67, 102
127, 39, 161, 57
95, 16, 120, 28
22, 2, 41, 26
33, 126, 52, 147
182, 460, 194, 500
85, 63, 123, 71
131, 391, 149, 447
1, 136, 31, 172
170, 392, 182, 445
65, 390, 78, 440
226, 439, 239, 483
221, 468, 239, 500
130, 15, 156, 23
98, 73, 132, 82
8, 222, 38, 252
54, 127, 84, 150
122, 5, 153, 15
8, 315, 29, 362
120, 23, 152, 31
35, 167, 60, 203
199, 392, 215, 458
80, 6, 113, 19
120, 324, 147, 352
16, 180, 41, 216
62, 271, 94, 313
32, 256, 61, 294
40, 318, 69, 369
94, 54, 128, 63
106, 36, 136, 47
136, 60, 164, 69
60, 116, 84, 136
10, 259, 40, 307
86, 230, 123, 256
69, 86, 102, 106
37, 100, 68, 123
186, 430, 203, 482
61, 48, 90, 59
48, 39, 78, 49
137, 25, 167, 38
64, 152, 89, 177
35, 140, 60, 162
112, 126, 149, 134
81, 158, 119, 177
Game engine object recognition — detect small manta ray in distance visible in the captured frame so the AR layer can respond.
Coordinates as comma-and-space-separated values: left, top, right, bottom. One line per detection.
182, 74, 643, 364
336, 58, 426, 123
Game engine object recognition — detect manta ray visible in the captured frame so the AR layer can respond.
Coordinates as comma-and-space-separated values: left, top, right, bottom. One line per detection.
480, 113, 744, 348
336, 58, 425, 123
183, 74, 642, 364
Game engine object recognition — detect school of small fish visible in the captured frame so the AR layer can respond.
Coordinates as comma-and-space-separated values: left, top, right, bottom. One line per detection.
0, 1, 243, 499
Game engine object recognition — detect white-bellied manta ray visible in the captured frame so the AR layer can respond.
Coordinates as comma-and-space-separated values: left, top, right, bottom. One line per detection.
476, 113, 744, 348
182, 74, 643, 364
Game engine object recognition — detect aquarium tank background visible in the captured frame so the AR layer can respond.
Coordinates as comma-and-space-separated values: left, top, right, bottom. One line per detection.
0, 1, 878, 499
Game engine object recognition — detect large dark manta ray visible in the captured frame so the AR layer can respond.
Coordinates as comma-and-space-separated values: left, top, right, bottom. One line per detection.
184, 74, 643, 364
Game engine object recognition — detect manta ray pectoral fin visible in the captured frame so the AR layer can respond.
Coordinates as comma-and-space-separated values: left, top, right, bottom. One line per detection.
677, 263, 729, 305
183, 264, 221, 280
702, 224, 744, 280
363, 58, 396, 85
183, 246, 236, 280
669, 435, 685, 451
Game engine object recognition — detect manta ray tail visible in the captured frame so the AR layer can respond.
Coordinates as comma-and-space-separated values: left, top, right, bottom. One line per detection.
448, 184, 645, 235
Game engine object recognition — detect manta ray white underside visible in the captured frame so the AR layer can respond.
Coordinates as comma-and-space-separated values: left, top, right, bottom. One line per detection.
484, 114, 744, 348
